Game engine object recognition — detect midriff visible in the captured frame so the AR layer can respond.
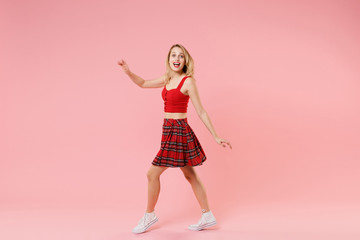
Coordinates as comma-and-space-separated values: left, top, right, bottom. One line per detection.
164, 112, 187, 119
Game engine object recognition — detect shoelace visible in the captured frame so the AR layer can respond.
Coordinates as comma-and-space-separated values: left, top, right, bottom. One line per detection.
140, 213, 153, 226
198, 213, 214, 225
195, 214, 207, 225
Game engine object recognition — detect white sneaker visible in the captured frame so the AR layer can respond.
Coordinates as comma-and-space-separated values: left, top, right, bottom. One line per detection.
188, 210, 217, 231
132, 211, 158, 234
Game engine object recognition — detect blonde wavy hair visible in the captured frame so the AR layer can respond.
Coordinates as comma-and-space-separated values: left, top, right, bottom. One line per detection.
164, 44, 195, 84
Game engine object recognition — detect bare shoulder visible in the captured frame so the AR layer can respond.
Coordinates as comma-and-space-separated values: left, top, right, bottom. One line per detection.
184, 77, 196, 87
183, 76, 197, 88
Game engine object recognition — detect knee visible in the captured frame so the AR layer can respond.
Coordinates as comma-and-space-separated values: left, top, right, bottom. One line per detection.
147, 171, 159, 182
183, 172, 197, 183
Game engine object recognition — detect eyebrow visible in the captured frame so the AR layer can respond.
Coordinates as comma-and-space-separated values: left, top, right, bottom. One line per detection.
171, 52, 184, 55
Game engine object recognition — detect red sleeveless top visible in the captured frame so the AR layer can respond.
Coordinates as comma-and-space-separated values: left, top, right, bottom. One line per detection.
162, 76, 190, 113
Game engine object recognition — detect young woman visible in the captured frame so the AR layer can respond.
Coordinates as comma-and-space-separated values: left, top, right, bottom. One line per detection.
118, 44, 232, 234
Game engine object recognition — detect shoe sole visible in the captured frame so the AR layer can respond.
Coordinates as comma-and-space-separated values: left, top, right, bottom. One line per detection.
188, 220, 217, 231
132, 217, 158, 234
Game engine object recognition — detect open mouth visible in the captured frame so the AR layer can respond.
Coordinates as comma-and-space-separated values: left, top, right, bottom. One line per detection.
173, 62, 181, 68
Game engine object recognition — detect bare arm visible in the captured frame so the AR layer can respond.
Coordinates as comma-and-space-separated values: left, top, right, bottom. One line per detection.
186, 77, 232, 149
118, 59, 166, 88
127, 72, 166, 88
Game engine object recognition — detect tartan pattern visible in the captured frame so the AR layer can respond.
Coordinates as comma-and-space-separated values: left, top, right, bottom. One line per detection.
152, 118, 207, 167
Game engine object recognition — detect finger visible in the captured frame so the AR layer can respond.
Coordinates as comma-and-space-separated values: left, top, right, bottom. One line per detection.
221, 140, 232, 149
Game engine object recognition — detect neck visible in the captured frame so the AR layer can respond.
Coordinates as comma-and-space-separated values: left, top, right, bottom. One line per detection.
171, 71, 186, 79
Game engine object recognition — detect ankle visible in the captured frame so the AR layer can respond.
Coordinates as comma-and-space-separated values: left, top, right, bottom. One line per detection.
201, 209, 210, 213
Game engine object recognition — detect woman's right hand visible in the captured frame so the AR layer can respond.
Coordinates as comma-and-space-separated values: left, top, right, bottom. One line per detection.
117, 59, 131, 75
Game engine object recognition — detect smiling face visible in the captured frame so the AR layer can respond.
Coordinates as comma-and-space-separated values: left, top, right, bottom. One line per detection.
169, 47, 186, 73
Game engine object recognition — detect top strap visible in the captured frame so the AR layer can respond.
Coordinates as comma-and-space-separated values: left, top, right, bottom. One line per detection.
177, 76, 189, 90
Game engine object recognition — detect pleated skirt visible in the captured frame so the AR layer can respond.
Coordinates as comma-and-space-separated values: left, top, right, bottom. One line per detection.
152, 118, 207, 167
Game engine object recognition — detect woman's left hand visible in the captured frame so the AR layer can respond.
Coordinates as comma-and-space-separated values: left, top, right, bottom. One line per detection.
214, 136, 232, 149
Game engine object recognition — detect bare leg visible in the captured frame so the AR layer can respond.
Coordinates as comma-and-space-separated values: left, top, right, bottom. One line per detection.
146, 165, 168, 213
180, 166, 210, 212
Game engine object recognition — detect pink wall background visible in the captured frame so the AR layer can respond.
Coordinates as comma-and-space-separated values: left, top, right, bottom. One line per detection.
1, 0, 360, 225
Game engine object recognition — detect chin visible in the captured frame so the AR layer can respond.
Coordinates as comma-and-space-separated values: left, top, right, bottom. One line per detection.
171, 69, 182, 73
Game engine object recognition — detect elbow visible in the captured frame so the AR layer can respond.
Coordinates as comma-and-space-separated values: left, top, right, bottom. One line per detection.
138, 81, 146, 88
197, 109, 207, 118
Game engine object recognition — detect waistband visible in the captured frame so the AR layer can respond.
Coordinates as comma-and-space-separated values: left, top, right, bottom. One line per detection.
163, 118, 188, 124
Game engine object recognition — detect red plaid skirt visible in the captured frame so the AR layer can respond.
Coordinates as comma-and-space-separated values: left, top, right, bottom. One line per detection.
152, 118, 206, 167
